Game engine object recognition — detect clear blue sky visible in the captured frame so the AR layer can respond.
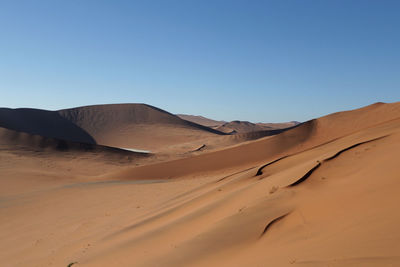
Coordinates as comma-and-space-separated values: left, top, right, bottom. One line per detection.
0, 0, 399, 122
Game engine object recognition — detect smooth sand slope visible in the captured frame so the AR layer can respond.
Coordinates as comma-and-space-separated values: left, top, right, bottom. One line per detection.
1, 102, 400, 267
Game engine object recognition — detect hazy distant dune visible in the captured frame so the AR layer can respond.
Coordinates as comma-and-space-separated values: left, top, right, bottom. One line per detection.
215, 120, 300, 134
178, 113, 299, 134
177, 114, 225, 127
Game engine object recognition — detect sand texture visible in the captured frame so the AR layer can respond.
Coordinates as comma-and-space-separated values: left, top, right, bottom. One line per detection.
1, 102, 400, 266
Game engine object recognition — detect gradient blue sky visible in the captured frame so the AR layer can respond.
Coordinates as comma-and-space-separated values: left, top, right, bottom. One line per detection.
1, 0, 399, 122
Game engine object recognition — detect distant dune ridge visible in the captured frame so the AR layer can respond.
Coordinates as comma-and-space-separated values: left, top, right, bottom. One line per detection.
1, 101, 400, 267
215, 120, 300, 134
178, 113, 300, 133
176, 114, 225, 127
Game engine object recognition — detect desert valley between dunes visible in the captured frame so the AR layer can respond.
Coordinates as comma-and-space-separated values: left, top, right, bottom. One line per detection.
1, 101, 400, 267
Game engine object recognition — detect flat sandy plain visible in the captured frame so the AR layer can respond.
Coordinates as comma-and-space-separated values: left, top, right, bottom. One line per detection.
1, 102, 400, 266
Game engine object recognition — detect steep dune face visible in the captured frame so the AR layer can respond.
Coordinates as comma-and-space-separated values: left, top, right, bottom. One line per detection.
0, 108, 95, 144
0, 104, 226, 152
0, 126, 150, 156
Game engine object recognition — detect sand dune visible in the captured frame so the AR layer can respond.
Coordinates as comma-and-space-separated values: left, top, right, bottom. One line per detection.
0, 104, 226, 152
178, 114, 298, 134
177, 114, 225, 127
215, 120, 270, 133
59, 104, 226, 151
109, 102, 400, 180
216, 120, 299, 134
257, 121, 300, 129
1, 101, 400, 267
0, 104, 289, 155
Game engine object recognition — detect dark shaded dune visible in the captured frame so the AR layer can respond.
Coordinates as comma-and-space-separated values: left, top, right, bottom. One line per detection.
0, 126, 150, 158
0, 108, 95, 144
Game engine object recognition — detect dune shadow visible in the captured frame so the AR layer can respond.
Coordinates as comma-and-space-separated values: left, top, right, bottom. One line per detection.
0, 108, 96, 144
260, 213, 290, 237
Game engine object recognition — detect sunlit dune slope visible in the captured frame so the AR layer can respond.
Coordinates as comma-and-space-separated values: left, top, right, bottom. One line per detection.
80, 102, 400, 267
110, 102, 400, 180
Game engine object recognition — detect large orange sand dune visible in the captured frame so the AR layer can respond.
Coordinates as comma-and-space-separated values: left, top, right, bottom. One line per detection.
0, 102, 400, 266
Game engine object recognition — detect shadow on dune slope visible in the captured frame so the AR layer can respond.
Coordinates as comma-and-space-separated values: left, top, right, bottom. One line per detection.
0, 126, 151, 158
0, 108, 96, 144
